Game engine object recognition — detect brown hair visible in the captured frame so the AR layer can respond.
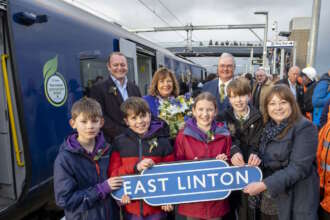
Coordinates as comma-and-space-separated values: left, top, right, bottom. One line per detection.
263, 84, 302, 139
227, 78, 251, 97
120, 97, 150, 118
71, 97, 103, 120
193, 92, 217, 110
107, 52, 126, 65
148, 67, 180, 97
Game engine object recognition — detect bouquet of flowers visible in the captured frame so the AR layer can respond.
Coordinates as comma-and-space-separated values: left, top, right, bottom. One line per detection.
158, 93, 194, 138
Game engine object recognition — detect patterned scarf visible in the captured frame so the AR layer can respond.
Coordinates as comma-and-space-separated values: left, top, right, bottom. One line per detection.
259, 119, 288, 158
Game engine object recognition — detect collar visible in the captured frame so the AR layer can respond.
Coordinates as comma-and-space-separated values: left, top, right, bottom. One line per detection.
288, 79, 296, 88
218, 78, 232, 95
234, 105, 250, 121
218, 78, 232, 87
110, 75, 127, 89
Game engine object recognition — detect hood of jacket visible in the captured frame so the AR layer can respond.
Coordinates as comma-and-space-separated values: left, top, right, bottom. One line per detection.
60, 131, 108, 158
320, 72, 330, 82
183, 117, 230, 142
125, 118, 169, 140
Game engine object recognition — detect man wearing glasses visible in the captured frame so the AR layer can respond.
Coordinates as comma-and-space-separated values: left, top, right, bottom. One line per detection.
203, 52, 235, 113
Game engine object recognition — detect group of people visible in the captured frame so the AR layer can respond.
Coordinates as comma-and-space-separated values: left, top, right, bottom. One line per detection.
53, 51, 329, 220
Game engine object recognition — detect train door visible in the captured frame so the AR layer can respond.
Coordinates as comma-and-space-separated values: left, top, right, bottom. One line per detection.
156, 51, 165, 68
119, 38, 138, 84
0, 8, 16, 210
137, 52, 153, 95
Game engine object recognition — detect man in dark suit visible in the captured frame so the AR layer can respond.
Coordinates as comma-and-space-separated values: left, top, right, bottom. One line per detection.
276, 66, 305, 114
90, 52, 141, 142
203, 53, 235, 114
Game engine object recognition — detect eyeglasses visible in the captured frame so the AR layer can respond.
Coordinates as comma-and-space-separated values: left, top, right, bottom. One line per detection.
219, 64, 234, 69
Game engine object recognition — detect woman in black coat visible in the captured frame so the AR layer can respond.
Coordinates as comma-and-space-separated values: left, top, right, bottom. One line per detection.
244, 85, 319, 220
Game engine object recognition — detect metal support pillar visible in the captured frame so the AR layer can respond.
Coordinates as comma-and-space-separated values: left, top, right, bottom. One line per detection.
272, 48, 277, 74
307, 0, 321, 67
280, 48, 285, 79
250, 48, 254, 74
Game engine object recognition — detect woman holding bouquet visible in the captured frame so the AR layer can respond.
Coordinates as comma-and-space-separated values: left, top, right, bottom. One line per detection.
143, 67, 180, 118
175, 92, 232, 220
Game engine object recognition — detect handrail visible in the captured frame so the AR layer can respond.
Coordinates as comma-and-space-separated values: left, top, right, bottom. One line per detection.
1, 54, 24, 167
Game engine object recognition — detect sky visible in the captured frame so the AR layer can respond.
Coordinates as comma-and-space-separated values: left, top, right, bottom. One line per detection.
66, 0, 329, 73
68, 0, 313, 43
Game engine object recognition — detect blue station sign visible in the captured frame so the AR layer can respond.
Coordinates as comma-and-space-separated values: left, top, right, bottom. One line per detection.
111, 160, 262, 206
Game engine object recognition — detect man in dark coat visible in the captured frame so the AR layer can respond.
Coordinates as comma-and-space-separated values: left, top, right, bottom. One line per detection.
90, 52, 141, 142
202, 53, 235, 114
276, 66, 305, 114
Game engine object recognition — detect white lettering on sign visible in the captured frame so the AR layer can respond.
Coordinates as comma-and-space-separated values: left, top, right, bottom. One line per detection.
207, 173, 218, 187
123, 181, 132, 195
134, 181, 146, 194
148, 179, 156, 193
119, 169, 252, 197
193, 175, 206, 188
236, 170, 249, 184
178, 177, 186, 190
157, 178, 169, 192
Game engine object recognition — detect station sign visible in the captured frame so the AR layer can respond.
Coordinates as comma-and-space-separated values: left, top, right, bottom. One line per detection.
111, 160, 262, 206
267, 41, 295, 48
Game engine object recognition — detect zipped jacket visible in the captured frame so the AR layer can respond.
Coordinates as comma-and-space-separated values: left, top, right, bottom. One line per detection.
54, 132, 119, 220
109, 119, 174, 217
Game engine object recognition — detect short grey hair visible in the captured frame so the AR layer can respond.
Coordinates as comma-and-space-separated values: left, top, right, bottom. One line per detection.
219, 52, 236, 67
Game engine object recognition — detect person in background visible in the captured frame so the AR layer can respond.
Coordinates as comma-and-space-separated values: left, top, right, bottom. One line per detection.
313, 69, 330, 128
276, 66, 305, 114
218, 78, 263, 220
244, 73, 254, 90
252, 67, 273, 114
143, 67, 180, 118
301, 67, 318, 121
317, 105, 330, 220
204, 73, 217, 83
175, 92, 231, 220
54, 97, 123, 220
203, 53, 235, 114
90, 52, 141, 142
109, 97, 174, 220
244, 85, 319, 220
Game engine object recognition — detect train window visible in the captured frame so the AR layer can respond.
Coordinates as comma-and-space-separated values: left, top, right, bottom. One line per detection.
80, 59, 108, 95
79, 58, 136, 95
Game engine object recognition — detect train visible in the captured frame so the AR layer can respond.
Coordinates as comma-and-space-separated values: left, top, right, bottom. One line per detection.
0, 0, 206, 219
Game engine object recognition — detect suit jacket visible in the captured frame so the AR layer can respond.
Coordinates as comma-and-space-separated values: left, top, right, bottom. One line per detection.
202, 78, 230, 114
89, 76, 141, 142
276, 78, 305, 114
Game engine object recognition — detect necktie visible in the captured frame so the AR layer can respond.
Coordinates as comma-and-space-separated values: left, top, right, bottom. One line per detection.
219, 83, 225, 102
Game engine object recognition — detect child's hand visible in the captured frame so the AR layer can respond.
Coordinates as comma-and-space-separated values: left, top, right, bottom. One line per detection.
161, 204, 173, 212
216, 153, 227, 161
231, 152, 245, 166
121, 194, 131, 205
248, 154, 261, 166
137, 158, 155, 172
107, 176, 123, 190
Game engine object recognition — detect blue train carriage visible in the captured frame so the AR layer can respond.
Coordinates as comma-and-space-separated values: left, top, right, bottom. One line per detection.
0, 0, 205, 219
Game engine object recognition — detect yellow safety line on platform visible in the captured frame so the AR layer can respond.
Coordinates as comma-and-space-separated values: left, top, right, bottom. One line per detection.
1, 54, 24, 167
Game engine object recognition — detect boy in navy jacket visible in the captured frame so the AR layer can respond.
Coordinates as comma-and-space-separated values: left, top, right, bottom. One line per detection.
54, 97, 122, 220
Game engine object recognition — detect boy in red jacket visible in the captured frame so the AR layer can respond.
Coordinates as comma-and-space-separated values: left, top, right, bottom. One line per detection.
109, 97, 174, 220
